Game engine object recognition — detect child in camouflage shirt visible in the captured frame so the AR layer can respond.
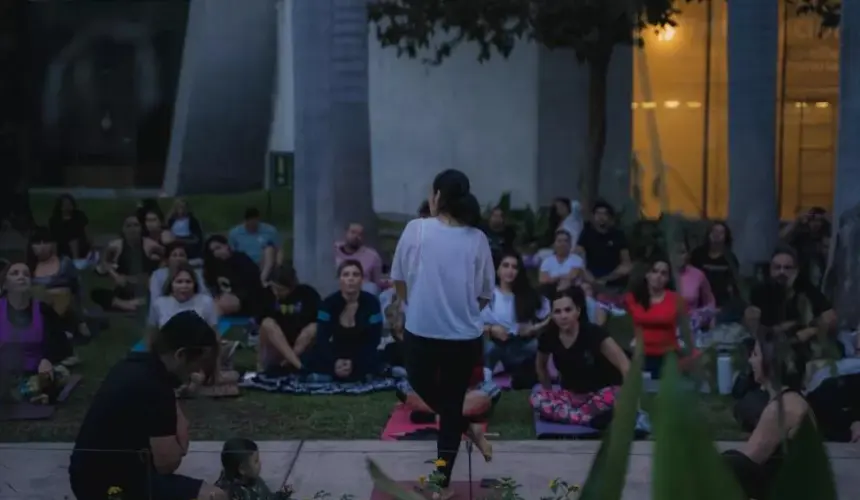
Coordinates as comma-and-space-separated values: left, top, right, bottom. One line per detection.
216, 438, 292, 500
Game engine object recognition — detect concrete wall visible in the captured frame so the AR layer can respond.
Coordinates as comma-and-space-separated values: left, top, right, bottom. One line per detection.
163, 0, 277, 196
270, 1, 633, 214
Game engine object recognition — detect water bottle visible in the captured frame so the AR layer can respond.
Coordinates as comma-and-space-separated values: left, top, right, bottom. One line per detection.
717, 354, 733, 395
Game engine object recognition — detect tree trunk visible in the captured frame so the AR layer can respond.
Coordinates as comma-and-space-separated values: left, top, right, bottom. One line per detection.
583, 50, 611, 213
726, 0, 780, 274
292, 0, 376, 293
826, 0, 860, 325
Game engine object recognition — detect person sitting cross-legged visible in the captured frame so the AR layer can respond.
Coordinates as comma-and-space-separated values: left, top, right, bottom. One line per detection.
69, 311, 227, 500
256, 265, 321, 372
538, 229, 585, 295
305, 259, 383, 380
530, 287, 630, 427
575, 200, 632, 291
203, 235, 267, 317
228, 208, 280, 285
483, 251, 550, 376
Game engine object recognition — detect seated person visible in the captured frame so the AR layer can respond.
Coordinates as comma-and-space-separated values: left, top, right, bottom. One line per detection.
204, 235, 267, 317
334, 222, 386, 295
624, 256, 689, 379
142, 208, 175, 249
150, 242, 208, 303
165, 198, 205, 261
228, 208, 280, 283
483, 206, 517, 258
580, 281, 608, 327
690, 221, 740, 308
28, 226, 90, 340
538, 229, 585, 295
48, 194, 91, 264
780, 207, 830, 287
722, 333, 809, 500
69, 311, 227, 500
307, 259, 383, 379
0, 262, 73, 404
148, 263, 219, 330
215, 438, 291, 500
91, 215, 160, 312
482, 251, 550, 373
531, 287, 629, 426
256, 265, 321, 372
676, 241, 716, 330
745, 247, 838, 359
575, 200, 632, 290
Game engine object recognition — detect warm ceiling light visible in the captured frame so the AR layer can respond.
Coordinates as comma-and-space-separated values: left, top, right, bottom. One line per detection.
657, 26, 676, 42
664, 100, 680, 109
686, 101, 702, 108
631, 102, 639, 109
815, 102, 830, 108
795, 102, 808, 108
642, 102, 657, 109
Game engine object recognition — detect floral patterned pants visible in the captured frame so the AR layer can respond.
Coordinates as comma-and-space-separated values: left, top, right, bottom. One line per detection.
530, 386, 620, 425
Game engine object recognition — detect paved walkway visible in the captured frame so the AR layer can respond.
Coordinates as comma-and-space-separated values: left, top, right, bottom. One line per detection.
1, 441, 859, 499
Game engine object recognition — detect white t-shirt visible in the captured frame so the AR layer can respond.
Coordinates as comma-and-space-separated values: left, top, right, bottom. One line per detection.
391, 218, 495, 340
148, 294, 219, 329
481, 287, 550, 334
539, 254, 585, 278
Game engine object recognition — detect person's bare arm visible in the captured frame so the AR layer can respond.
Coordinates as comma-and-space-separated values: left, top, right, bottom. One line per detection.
599, 249, 633, 283
536, 351, 553, 390
538, 271, 557, 284
600, 337, 630, 379
574, 245, 586, 258
779, 219, 799, 240
739, 394, 808, 464
594, 306, 608, 327
795, 309, 837, 343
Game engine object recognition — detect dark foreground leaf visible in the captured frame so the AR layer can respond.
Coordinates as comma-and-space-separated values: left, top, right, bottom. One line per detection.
768, 416, 837, 500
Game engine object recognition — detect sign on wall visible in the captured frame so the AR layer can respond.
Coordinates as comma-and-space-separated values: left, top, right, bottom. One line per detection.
269, 151, 294, 189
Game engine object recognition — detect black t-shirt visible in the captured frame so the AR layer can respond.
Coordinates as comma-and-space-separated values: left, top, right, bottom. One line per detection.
483, 225, 517, 257
49, 211, 89, 257
538, 323, 622, 394
690, 246, 739, 307
576, 223, 627, 279
259, 284, 321, 344
69, 353, 180, 495
750, 280, 832, 328
206, 252, 266, 315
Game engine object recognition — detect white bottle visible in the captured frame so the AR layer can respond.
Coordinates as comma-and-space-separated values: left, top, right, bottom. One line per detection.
717, 355, 734, 395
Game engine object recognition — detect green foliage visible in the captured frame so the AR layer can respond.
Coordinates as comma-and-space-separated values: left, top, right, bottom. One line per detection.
651, 354, 745, 500
794, 0, 842, 29
769, 416, 838, 500
367, 0, 692, 66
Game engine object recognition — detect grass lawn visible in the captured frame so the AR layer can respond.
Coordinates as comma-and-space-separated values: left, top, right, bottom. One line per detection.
0, 298, 745, 443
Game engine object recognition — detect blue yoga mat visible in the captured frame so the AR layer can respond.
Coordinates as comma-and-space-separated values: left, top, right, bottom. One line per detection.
131, 316, 252, 352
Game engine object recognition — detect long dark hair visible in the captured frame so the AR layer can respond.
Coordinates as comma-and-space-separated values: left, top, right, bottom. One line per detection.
432, 169, 481, 227
203, 234, 230, 287
546, 197, 571, 243
496, 251, 542, 323
26, 226, 56, 271
705, 221, 733, 251
162, 262, 201, 296
49, 194, 78, 223
631, 255, 675, 310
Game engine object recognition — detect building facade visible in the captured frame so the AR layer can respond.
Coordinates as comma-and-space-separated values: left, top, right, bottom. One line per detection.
25, 0, 839, 219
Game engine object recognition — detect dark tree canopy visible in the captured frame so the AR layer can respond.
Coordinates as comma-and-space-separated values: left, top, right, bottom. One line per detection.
367, 0, 686, 66
794, 0, 841, 28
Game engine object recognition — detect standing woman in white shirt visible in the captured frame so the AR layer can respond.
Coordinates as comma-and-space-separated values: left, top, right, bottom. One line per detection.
390, 169, 496, 495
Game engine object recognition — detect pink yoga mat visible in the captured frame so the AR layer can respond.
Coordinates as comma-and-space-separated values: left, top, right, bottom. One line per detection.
380, 404, 487, 441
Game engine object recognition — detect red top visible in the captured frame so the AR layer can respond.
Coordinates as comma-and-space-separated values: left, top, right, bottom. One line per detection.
624, 290, 684, 356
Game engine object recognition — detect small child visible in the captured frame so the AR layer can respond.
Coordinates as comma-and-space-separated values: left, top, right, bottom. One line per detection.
216, 438, 292, 500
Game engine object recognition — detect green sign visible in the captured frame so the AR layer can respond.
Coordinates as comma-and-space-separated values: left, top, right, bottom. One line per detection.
270, 151, 294, 189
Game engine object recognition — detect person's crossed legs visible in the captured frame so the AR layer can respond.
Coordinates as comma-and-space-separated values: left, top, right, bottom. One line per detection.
257, 318, 316, 371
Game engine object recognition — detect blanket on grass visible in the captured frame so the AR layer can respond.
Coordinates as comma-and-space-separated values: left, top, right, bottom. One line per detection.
239, 371, 401, 395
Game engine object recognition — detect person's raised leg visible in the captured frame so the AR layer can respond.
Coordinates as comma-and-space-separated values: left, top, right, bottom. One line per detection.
258, 318, 303, 370
215, 293, 241, 316
403, 331, 443, 411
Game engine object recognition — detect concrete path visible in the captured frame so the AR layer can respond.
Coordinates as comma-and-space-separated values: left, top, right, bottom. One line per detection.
1, 441, 859, 499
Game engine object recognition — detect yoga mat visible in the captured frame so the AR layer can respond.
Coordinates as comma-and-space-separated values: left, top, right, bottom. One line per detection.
371, 481, 497, 500
131, 316, 251, 352
534, 413, 601, 439
493, 373, 512, 389
380, 404, 487, 441
0, 374, 82, 421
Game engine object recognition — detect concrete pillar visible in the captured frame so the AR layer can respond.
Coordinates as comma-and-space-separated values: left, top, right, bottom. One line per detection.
163, 0, 277, 196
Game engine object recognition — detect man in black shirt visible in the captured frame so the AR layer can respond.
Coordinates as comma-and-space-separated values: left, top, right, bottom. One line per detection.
746, 247, 837, 352
575, 200, 632, 289
69, 311, 225, 500
482, 206, 517, 259
257, 265, 321, 371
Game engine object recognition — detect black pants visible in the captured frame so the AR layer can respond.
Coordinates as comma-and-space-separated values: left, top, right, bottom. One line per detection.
404, 330, 482, 486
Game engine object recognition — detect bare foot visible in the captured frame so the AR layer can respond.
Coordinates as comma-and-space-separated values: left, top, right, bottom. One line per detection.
466, 423, 493, 462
